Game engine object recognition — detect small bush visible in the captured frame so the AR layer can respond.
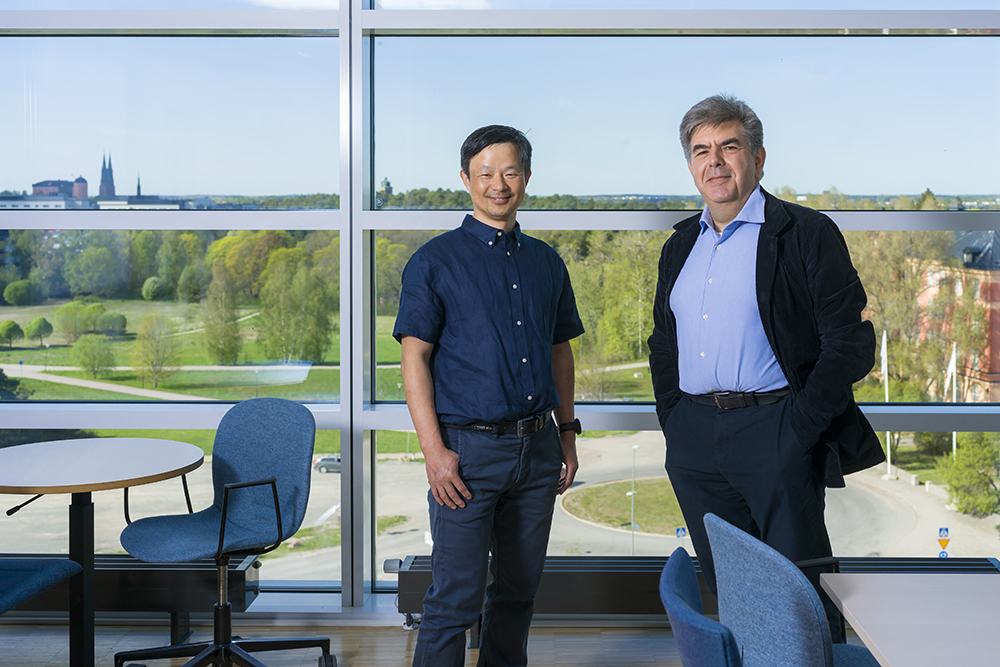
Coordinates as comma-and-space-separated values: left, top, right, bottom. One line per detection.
95, 311, 127, 336
142, 276, 168, 301
3, 280, 32, 306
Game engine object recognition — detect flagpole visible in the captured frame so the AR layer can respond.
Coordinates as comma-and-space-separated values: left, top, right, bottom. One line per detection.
881, 330, 894, 480
951, 342, 958, 460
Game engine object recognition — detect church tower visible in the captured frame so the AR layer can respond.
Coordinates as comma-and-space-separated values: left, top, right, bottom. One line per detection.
99, 153, 116, 198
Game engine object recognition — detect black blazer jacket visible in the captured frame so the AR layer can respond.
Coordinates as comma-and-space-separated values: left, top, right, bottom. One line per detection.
647, 188, 885, 488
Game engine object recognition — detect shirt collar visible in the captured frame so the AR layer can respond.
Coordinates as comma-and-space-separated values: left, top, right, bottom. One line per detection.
698, 185, 765, 240
461, 214, 522, 248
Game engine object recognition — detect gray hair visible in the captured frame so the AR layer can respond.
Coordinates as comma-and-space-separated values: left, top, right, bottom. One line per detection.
679, 94, 763, 162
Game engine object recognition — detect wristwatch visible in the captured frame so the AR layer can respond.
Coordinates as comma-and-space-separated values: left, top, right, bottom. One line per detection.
558, 418, 582, 435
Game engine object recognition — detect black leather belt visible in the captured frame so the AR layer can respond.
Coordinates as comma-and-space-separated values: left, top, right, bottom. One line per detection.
441, 413, 550, 437
686, 388, 792, 410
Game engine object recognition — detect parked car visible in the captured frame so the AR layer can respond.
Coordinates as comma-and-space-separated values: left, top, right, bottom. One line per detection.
313, 454, 341, 474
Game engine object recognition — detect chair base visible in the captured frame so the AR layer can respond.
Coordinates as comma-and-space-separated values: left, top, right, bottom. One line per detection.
114, 602, 335, 667
115, 637, 336, 667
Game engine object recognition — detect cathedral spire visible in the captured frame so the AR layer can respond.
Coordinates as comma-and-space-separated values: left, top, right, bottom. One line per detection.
137, 173, 141, 197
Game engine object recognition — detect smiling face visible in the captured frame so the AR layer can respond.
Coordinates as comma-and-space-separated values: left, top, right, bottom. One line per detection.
460, 142, 530, 232
687, 120, 765, 230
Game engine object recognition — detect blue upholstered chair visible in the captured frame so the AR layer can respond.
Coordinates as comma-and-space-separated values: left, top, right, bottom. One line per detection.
114, 397, 336, 667
659, 547, 741, 667
0, 557, 82, 614
703, 513, 879, 667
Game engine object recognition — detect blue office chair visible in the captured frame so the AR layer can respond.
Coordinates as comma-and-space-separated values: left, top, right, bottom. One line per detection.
0, 557, 82, 614
114, 397, 336, 667
703, 513, 878, 667
659, 547, 741, 667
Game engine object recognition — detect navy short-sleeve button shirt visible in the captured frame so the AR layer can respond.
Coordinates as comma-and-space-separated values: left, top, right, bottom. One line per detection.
393, 215, 584, 423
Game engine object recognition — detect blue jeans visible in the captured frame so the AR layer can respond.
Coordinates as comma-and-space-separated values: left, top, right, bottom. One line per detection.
412, 419, 563, 667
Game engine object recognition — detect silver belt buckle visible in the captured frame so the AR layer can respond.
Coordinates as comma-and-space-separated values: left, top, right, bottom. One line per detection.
714, 392, 732, 409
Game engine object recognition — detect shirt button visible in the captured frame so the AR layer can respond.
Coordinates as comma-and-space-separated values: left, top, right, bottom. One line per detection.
708, 278, 713, 284
507, 251, 511, 256
512, 284, 518, 289
700, 352, 705, 357
488, 241, 493, 246
527, 395, 533, 400
516, 321, 522, 326
522, 358, 527, 363
497, 231, 502, 236
703, 314, 708, 320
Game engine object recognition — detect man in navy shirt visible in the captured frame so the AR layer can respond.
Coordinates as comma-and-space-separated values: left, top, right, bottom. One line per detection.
394, 125, 584, 667
648, 95, 883, 637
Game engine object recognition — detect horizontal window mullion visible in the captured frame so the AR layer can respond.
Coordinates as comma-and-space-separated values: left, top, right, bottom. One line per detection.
0, 10, 338, 36
0, 210, 340, 231
362, 210, 1000, 232
362, 9, 1000, 35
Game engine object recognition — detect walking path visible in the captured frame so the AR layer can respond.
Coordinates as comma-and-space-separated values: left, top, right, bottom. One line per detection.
0, 364, 208, 400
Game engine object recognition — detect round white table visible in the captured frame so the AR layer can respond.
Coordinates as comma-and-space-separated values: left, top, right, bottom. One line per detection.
0, 438, 204, 667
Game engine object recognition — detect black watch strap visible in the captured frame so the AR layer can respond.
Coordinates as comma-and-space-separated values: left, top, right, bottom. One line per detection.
558, 418, 582, 435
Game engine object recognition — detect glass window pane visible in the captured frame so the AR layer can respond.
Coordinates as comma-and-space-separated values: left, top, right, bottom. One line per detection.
0, 427, 342, 585
6, 1, 336, 9
374, 427, 1000, 571
0, 229, 340, 401
2, 37, 338, 209
374, 36, 999, 210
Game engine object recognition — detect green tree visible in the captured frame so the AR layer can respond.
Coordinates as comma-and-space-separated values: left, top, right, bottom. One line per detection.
24, 316, 53, 347
95, 312, 127, 337
3, 280, 31, 306
81, 303, 106, 333
375, 235, 409, 315
0, 367, 32, 400
130, 230, 161, 297
72, 334, 115, 379
64, 246, 119, 296
259, 263, 333, 363
177, 262, 211, 303
0, 320, 23, 349
27, 266, 49, 304
132, 313, 179, 388
142, 276, 168, 301
55, 301, 87, 343
203, 261, 243, 365
940, 432, 1000, 517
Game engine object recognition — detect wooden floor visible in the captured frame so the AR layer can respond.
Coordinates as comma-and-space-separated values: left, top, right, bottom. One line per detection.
0, 623, 683, 666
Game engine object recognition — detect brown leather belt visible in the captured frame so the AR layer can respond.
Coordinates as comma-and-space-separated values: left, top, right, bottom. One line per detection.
686, 388, 792, 410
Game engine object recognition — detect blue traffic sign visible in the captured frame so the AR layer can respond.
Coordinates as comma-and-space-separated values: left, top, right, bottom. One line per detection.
939, 551, 949, 558
939, 528, 949, 538
676, 527, 687, 539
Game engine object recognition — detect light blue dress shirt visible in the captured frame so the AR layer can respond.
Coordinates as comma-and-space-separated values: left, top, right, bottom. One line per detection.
669, 186, 789, 395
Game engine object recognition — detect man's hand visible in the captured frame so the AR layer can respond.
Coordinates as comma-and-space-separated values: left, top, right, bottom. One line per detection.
557, 431, 578, 495
423, 442, 472, 509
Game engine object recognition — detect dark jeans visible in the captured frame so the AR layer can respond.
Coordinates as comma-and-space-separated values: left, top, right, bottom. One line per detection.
663, 394, 842, 640
412, 419, 563, 667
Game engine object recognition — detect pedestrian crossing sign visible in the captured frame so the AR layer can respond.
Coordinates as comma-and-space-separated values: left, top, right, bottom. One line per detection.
676, 527, 687, 539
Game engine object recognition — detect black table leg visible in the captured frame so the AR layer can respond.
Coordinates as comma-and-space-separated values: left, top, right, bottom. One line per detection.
69, 491, 95, 667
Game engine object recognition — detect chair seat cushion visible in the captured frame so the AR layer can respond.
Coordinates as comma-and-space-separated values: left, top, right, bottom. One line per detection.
0, 558, 82, 614
121, 506, 279, 563
832, 643, 881, 667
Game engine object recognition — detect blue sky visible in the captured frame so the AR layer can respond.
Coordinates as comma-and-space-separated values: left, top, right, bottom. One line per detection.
1, 21, 998, 197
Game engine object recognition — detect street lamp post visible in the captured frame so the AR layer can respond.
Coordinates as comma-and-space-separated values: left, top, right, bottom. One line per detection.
629, 444, 639, 556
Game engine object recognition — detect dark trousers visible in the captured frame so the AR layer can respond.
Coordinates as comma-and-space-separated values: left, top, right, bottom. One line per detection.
412, 419, 563, 667
664, 394, 841, 639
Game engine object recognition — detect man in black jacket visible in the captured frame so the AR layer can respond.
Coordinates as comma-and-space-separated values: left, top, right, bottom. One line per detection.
647, 95, 884, 628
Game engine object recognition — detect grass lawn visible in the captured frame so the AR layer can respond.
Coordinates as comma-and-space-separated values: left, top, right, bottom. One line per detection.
561, 477, 686, 536
893, 443, 947, 484
263, 514, 406, 559
15, 377, 139, 400
49, 368, 340, 401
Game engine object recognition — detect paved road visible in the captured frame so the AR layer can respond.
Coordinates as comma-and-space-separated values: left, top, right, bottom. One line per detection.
3, 431, 997, 584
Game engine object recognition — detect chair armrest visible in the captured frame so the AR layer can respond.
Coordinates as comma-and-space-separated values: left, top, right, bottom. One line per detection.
216, 477, 283, 560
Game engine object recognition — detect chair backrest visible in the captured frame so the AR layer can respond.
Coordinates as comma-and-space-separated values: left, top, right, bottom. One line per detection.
211, 397, 316, 544
660, 547, 742, 667
703, 513, 833, 667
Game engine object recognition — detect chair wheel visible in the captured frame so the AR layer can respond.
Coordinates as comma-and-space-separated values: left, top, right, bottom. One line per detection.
319, 654, 337, 667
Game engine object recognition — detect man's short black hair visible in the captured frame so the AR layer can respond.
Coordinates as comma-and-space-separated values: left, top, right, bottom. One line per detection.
460, 125, 532, 176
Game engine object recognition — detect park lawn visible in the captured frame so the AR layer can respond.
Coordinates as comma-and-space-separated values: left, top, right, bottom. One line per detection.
81, 428, 340, 455
561, 477, 686, 536
15, 376, 143, 400
375, 315, 402, 365
48, 368, 341, 401
893, 443, 947, 485
263, 515, 406, 559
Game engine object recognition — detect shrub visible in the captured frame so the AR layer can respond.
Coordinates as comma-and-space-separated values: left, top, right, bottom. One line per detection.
0, 320, 24, 349
24, 317, 53, 347
72, 334, 116, 379
95, 311, 127, 337
3, 280, 32, 306
142, 276, 168, 301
